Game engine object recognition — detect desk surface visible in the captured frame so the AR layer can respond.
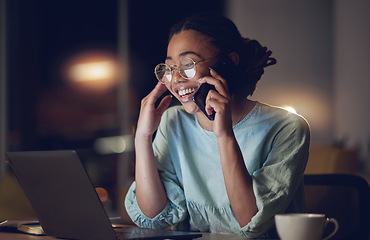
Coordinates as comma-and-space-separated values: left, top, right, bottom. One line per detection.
0, 232, 275, 240
0, 221, 276, 240
0, 232, 213, 240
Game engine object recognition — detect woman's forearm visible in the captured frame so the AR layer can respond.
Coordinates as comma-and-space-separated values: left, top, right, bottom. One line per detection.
217, 135, 258, 227
135, 134, 167, 218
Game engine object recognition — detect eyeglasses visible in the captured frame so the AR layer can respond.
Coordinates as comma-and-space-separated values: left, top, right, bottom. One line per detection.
154, 56, 218, 85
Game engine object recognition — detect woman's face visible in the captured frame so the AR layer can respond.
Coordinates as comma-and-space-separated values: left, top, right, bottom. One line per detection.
165, 30, 219, 114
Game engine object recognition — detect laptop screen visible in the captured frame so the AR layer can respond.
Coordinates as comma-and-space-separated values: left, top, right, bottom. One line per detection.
6, 150, 202, 240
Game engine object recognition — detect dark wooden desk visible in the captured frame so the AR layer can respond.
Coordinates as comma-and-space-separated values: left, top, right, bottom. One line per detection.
0, 221, 275, 240
0, 232, 56, 240
0, 231, 275, 240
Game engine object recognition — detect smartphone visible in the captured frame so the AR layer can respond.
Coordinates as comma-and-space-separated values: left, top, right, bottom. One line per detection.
192, 57, 239, 121
193, 83, 216, 120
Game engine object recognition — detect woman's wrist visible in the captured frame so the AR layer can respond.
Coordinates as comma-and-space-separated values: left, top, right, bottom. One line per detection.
135, 132, 153, 145
216, 131, 236, 146
215, 126, 234, 141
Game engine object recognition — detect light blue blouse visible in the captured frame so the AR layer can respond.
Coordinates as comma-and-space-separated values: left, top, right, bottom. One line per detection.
125, 102, 310, 238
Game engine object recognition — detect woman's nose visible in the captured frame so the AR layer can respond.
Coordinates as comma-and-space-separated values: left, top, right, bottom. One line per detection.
172, 68, 185, 83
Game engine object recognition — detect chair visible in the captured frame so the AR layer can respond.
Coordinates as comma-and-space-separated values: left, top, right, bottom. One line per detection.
304, 174, 370, 240
305, 146, 357, 174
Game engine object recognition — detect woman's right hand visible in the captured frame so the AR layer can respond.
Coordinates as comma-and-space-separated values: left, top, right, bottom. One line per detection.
135, 82, 170, 218
135, 82, 172, 139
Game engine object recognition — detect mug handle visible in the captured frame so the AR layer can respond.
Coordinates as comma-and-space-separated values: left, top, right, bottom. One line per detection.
322, 217, 339, 240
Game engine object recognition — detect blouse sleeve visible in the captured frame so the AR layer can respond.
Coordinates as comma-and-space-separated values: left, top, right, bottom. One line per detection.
124, 110, 188, 229
240, 115, 310, 238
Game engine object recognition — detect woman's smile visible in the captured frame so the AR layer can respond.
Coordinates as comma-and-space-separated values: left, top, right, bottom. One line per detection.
175, 86, 198, 103
178, 87, 197, 97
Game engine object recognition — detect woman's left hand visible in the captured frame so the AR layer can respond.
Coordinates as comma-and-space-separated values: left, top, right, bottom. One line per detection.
199, 68, 234, 139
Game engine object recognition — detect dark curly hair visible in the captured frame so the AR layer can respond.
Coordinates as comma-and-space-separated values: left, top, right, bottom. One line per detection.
169, 12, 276, 97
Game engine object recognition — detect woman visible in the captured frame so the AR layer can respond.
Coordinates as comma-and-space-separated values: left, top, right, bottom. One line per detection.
125, 13, 310, 239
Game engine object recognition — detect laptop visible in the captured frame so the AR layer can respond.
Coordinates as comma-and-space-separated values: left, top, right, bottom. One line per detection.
6, 150, 202, 240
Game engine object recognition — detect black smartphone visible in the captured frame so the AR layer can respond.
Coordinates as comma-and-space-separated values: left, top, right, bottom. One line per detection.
193, 83, 216, 120
192, 57, 238, 121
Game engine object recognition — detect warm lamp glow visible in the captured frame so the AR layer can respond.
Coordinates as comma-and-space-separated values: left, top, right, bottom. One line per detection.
69, 61, 116, 82
63, 50, 119, 93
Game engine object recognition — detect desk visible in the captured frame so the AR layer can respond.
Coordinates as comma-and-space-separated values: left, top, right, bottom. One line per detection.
0, 232, 276, 240
0, 221, 276, 240
0, 232, 242, 240
0, 232, 56, 240
199, 232, 276, 240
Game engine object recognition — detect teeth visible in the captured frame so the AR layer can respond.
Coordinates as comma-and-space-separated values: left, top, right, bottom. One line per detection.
179, 88, 196, 97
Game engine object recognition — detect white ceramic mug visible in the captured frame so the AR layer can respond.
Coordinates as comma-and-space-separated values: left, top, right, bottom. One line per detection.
275, 213, 339, 240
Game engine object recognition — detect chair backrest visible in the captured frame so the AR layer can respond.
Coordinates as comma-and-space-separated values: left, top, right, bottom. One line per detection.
304, 174, 370, 240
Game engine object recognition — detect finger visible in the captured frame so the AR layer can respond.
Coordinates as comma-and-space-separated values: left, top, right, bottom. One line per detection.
209, 68, 230, 96
156, 95, 172, 114
148, 82, 169, 102
205, 88, 230, 108
207, 93, 228, 108
143, 83, 169, 108
206, 98, 231, 120
199, 71, 230, 97
205, 97, 223, 116
205, 90, 229, 115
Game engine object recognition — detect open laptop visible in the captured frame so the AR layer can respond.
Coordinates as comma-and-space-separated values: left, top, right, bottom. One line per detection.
6, 150, 202, 240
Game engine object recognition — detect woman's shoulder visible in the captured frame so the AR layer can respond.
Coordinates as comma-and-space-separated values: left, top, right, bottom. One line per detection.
255, 102, 310, 131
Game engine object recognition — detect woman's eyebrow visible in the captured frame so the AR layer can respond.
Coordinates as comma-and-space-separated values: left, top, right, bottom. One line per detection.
166, 51, 201, 61
179, 51, 201, 57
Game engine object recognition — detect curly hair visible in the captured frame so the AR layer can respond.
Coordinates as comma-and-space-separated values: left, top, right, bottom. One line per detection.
169, 12, 276, 97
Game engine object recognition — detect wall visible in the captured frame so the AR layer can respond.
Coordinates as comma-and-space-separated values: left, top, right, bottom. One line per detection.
227, 0, 334, 144
333, 0, 370, 171
227, 0, 370, 172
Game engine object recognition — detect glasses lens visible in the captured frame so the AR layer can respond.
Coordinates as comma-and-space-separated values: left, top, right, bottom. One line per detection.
179, 57, 196, 79
155, 64, 171, 83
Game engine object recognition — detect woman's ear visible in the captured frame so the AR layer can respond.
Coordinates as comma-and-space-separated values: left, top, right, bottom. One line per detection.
228, 52, 240, 66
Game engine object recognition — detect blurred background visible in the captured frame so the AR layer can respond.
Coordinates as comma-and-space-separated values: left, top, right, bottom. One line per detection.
0, 0, 369, 223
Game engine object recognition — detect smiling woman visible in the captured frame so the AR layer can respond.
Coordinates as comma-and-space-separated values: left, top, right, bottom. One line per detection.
125, 12, 310, 239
